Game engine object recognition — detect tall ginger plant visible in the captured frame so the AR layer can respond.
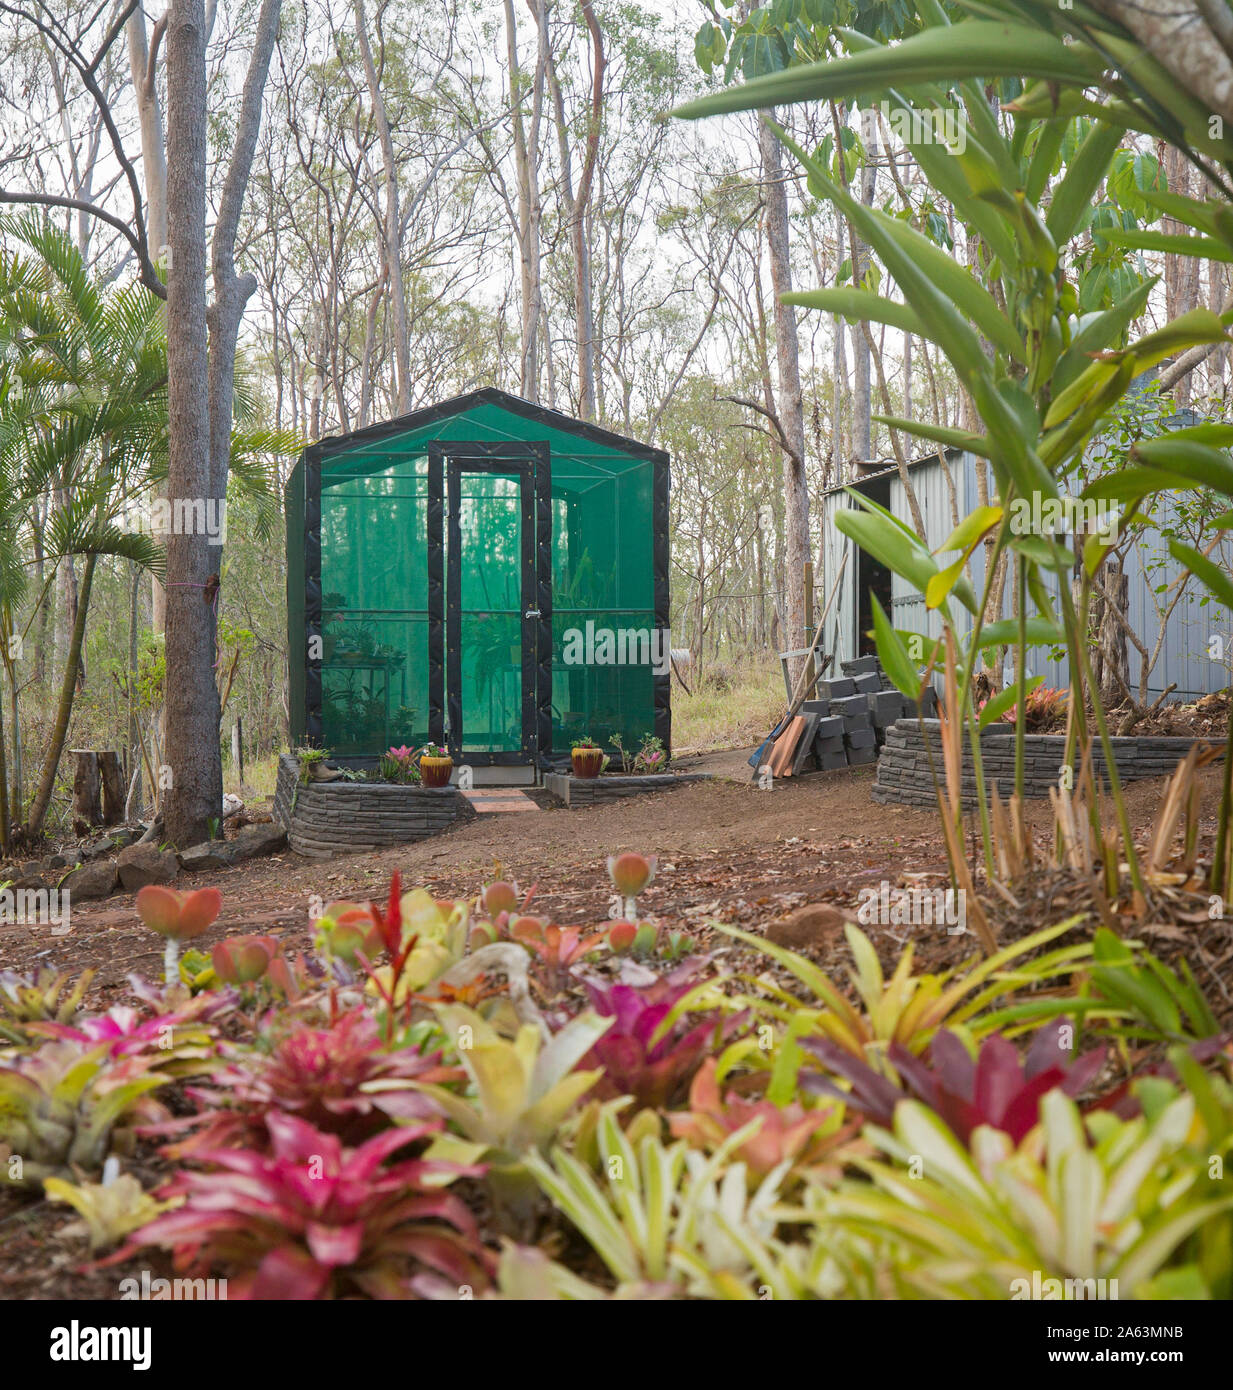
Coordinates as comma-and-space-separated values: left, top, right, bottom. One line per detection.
677, 2, 1233, 920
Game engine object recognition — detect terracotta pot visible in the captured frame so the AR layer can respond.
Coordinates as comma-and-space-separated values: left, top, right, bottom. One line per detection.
420, 755, 453, 788
571, 747, 604, 779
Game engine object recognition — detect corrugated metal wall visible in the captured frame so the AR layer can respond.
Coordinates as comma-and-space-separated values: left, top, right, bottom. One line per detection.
817, 449, 1233, 699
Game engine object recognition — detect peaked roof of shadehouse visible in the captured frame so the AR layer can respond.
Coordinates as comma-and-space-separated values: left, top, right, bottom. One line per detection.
308, 386, 668, 464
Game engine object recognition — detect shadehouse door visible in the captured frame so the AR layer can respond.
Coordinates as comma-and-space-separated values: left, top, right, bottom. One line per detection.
427, 443, 551, 766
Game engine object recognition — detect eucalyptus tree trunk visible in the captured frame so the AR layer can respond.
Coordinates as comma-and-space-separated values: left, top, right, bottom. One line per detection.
543, 0, 604, 420
128, 6, 171, 637
163, 0, 222, 848
207, 0, 280, 504
758, 112, 810, 683
27, 555, 95, 838
505, 0, 546, 401
353, 0, 410, 414
851, 125, 876, 463
159, 0, 278, 846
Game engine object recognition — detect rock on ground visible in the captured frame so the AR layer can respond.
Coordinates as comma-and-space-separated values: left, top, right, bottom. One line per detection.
178, 841, 236, 872
228, 822, 287, 862
62, 857, 119, 900
116, 843, 179, 891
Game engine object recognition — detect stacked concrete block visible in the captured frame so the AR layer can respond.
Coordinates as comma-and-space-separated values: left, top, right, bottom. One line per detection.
815, 676, 856, 700
872, 689, 906, 729
842, 653, 898, 692
872, 721, 1205, 807
842, 655, 880, 675
811, 714, 848, 769
274, 754, 472, 858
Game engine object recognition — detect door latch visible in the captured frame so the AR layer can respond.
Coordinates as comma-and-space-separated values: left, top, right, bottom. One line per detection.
524, 608, 541, 619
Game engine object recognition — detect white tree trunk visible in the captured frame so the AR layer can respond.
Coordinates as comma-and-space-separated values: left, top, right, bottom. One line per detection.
164, 0, 221, 846
353, 0, 410, 414
759, 113, 811, 684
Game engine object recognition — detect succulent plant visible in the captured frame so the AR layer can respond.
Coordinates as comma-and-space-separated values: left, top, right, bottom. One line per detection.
510, 918, 606, 981
800, 1019, 1108, 1144
668, 1059, 852, 1181
122, 1110, 492, 1298
607, 853, 657, 919
212, 935, 280, 986
25, 998, 218, 1079
313, 902, 385, 967
604, 919, 693, 961
45, 1171, 178, 1253
525, 1103, 789, 1297
136, 886, 223, 983
357, 875, 470, 1040
811, 1085, 1233, 1300
415, 1004, 611, 1162
480, 881, 520, 917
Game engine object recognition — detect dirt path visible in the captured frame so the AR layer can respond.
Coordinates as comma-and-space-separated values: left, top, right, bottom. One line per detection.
2, 759, 1227, 1004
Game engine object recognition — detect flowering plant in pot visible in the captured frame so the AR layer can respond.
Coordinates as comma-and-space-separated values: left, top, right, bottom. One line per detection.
571, 737, 604, 779
418, 743, 453, 787
379, 746, 421, 785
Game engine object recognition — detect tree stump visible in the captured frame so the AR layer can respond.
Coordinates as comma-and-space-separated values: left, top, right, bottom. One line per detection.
100, 752, 125, 825
71, 750, 125, 827
71, 751, 102, 826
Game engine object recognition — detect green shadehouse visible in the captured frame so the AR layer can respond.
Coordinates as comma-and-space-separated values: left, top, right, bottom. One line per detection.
286, 388, 670, 769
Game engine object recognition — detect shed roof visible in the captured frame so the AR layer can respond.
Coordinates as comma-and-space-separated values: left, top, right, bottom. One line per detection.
819, 444, 963, 499
306, 387, 666, 480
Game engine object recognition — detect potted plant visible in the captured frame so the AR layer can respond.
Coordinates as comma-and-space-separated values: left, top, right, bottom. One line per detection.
571, 736, 604, 779
418, 743, 453, 788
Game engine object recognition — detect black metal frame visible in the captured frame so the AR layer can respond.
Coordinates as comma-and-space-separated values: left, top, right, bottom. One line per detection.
429, 442, 551, 767
291, 387, 670, 758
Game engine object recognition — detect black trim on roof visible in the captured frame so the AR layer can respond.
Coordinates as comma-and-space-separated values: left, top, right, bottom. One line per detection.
309, 387, 668, 464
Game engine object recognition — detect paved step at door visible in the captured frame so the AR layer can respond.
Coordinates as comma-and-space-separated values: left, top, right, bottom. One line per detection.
460, 788, 541, 814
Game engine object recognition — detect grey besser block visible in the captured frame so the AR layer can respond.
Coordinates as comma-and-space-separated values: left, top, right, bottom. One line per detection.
833, 694, 872, 716
816, 677, 856, 699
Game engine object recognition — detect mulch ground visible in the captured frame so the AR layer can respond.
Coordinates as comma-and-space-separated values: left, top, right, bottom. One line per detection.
1, 752, 1230, 1298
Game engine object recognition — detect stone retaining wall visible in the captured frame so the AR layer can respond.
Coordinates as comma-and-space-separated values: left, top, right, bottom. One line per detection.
872, 720, 1206, 808
273, 755, 473, 858
543, 771, 711, 807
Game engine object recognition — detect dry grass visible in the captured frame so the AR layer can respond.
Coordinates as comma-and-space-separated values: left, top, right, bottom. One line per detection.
224, 750, 280, 802
671, 657, 786, 755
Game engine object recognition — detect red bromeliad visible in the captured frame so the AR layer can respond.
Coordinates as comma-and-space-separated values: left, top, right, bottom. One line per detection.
800, 1020, 1107, 1145
121, 1110, 492, 1299
356, 872, 413, 1045
158, 1012, 461, 1154
581, 965, 743, 1110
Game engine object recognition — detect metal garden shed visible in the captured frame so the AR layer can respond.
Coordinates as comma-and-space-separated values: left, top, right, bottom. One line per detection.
818, 445, 1233, 701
